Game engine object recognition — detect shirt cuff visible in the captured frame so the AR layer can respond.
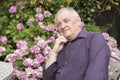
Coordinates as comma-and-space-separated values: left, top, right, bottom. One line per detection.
43, 62, 57, 74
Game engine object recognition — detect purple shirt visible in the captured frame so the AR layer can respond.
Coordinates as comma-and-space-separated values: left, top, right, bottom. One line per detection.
43, 28, 111, 80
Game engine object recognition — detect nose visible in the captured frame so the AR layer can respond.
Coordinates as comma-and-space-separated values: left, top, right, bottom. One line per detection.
61, 22, 66, 29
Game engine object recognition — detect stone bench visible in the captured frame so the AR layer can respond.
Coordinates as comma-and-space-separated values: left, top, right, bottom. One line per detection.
0, 61, 13, 80
109, 54, 120, 80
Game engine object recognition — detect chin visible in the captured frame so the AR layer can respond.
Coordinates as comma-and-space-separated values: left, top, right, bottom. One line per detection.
64, 35, 71, 39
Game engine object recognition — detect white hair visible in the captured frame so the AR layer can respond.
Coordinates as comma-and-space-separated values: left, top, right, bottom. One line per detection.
55, 7, 79, 22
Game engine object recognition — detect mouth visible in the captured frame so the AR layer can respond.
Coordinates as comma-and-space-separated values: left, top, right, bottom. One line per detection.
62, 29, 69, 33
62, 27, 70, 31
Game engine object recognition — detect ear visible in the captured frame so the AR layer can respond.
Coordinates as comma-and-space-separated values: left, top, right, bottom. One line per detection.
76, 16, 81, 25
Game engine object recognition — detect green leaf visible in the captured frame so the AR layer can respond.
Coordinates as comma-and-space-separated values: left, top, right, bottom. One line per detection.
13, 59, 26, 70
13, 36, 17, 42
16, 14, 20, 19
13, 59, 24, 67
0, 16, 9, 23
10, 14, 14, 18
6, 30, 11, 34
41, 35, 46, 40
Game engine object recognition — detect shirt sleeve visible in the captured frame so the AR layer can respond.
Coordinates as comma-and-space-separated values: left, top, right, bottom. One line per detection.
43, 62, 57, 80
84, 33, 111, 80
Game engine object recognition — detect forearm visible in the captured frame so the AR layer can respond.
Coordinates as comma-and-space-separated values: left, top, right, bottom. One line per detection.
43, 50, 58, 80
43, 35, 67, 80
46, 50, 58, 69
43, 62, 57, 80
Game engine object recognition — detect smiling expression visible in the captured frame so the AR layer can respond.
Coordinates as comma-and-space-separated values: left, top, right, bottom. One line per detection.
55, 9, 81, 41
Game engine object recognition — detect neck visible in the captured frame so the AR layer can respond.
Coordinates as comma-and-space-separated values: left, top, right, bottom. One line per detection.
68, 28, 81, 41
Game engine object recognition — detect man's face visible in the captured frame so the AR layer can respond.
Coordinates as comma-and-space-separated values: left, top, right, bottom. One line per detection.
55, 10, 81, 40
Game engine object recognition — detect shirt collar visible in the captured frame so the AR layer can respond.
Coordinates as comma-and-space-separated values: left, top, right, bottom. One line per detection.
65, 28, 88, 43
77, 28, 88, 38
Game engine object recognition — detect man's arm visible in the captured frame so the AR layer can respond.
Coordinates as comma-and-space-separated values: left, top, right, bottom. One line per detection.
43, 36, 67, 80
43, 61, 57, 80
85, 33, 111, 80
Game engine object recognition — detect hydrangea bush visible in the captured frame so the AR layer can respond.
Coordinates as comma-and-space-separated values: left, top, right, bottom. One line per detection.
6, 37, 55, 80
0, 0, 56, 59
103, 33, 120, 65
0, 0, 57, 79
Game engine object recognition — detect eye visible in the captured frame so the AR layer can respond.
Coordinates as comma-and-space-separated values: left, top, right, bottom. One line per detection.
64, 19, 70, 23
56, 23, 61, 28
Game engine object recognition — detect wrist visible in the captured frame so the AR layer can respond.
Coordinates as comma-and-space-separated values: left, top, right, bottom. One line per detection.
45, 50, 57, 69
51, 50, 58, 57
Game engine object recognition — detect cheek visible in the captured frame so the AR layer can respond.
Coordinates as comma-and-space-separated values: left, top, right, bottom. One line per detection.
58, 30, 63, 35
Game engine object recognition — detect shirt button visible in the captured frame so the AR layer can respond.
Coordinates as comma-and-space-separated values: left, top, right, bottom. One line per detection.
61, 72, 63, 75
65, 62, 67, 65
65, 50, 68, 53
69, 42, 72, 44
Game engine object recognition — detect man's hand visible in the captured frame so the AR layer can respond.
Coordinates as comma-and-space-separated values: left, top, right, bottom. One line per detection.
46, 36, 67, 69
53, 36, 68, 53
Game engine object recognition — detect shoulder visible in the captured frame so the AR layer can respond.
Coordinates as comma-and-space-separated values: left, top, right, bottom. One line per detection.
88, 32, 106, 43
87, 32, 107, 50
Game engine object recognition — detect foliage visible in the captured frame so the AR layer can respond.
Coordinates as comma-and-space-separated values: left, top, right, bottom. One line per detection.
85, 23, 100, 32
69, 0, 120, 23
0, 0, 57, 79
0, 0, 55, 59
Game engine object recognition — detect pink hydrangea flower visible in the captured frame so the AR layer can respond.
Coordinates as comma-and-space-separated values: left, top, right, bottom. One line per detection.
43, 11, 51, 17
6, 54, 18, 62
27, 19, 34, 25
102, 32, 110, 41
16, 40, 28, 50
35, 13, 44, 21
9, 6, 17, 13
43, 46, 51, 55
47, 36, 55, 43
25, 67, 34, 77
19, 5, 25, 10
0, 46, 6, 56
80, 21, 84, 27
17, 23, 24, 30
108, 37, 117, 48
23, 58, 33, 67
38, 22, 45, 29
14, 69, 27, 79
35, 66, 43, 78
0, 46, 6, 53
35, 54, 44, 63
30, 45, 40, 54
44, 25, 55, 31
102, 32, 120, 65
36, 7, 42, 13
33, 59, 40, 68
14, 49, 28, 59
32, 68, 43, 78
0, 36, 7, 44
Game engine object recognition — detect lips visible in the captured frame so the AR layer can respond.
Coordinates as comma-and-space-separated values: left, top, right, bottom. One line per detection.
62, 29, 69, 33
62, 27, 69, 31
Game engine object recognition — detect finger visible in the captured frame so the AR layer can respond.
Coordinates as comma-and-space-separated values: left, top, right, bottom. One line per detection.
59, 36, 68, 43
56, 38, 67, 45
56, 36, 66, 41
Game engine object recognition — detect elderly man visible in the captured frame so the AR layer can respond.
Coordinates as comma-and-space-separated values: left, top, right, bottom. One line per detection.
43, 7, 111, 80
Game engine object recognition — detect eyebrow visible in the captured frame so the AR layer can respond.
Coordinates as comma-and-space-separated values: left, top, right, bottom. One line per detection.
56, 17, 70, 23
64, 18, 70, 20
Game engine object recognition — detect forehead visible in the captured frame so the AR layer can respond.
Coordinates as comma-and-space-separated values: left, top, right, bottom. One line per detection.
56, 10, 73, 22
